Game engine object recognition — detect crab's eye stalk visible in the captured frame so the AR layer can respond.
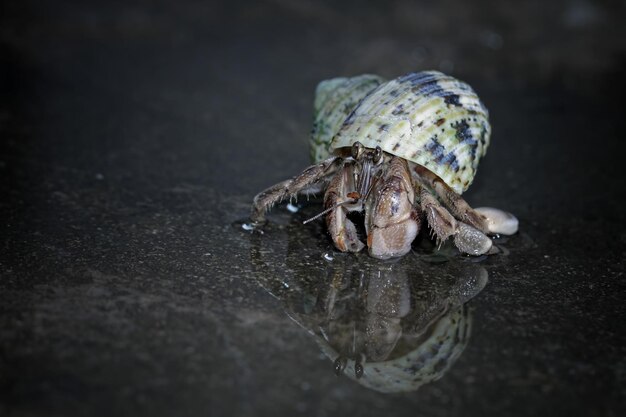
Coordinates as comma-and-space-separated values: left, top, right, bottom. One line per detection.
351, 141, 364, 160
373, 146, 383, 164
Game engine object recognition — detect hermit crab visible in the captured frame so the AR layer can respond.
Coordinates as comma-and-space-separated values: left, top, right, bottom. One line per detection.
250, 71, 518, 259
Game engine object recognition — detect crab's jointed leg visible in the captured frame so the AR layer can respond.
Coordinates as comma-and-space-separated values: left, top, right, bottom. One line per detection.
413, 165, 488, 232
324, 163, 365, 253
251, 156, 342, 224
418, 187, 493, 255
413, 165, 519, 236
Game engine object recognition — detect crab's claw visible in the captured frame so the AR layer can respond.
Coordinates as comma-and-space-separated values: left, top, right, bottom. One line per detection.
365, 158, 420, 260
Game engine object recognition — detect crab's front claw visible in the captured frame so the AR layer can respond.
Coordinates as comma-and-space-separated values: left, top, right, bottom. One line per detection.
367, 218, 419, 259
329, 215, 366, 253
475, 207, 519, 235
365, 158, 419, 260
325, 166, 366, 253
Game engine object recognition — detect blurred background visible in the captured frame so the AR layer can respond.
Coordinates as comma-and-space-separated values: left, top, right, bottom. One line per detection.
1, 1, 625, 416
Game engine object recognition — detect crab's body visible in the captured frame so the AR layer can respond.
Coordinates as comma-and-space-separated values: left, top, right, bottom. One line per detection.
251, 71, 518, 259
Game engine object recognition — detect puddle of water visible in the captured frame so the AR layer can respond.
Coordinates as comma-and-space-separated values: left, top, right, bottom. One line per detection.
238, 203, 496, 393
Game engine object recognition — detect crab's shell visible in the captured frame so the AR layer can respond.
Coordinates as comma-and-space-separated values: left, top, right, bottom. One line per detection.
311, 74, 385, 162
311, 71, 491, 194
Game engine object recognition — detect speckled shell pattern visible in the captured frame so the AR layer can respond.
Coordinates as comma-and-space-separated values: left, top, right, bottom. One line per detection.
311, 71, 491, 194
314, 305, 470, 393
310, 74, 385, 162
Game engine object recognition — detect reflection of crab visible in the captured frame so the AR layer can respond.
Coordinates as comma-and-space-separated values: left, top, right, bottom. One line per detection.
283, 256, 488, 393
308, 259, 487, 392
248, 211, 490, 393
251, 71, 518, 259
323, 304, 472, 393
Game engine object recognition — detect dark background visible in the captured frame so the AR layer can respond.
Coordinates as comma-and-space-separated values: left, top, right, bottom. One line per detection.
1, 0, 625, 416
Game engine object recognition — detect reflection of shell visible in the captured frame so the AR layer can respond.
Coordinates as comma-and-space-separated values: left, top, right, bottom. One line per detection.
316, 305, 471, 394
311, 71, 490, 194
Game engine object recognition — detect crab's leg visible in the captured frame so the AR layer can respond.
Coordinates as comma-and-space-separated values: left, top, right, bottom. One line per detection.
413, 165, 518, 235
418, 186, 493, 255
250, 157, 342, 224
365, 157, 421, 259
324, 164, 365, 253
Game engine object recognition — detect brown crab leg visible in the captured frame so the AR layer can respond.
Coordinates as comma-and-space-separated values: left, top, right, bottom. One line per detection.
412, 165, 490, 232
325, 164, 365, 253
413, 165, 518, 235
415, 171, 493, 255
417, 184, 493, 255
250, 156, 342, 224
410, 168, 492, 254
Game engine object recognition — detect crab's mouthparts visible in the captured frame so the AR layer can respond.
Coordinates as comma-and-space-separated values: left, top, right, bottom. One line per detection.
303, 159, 376, 226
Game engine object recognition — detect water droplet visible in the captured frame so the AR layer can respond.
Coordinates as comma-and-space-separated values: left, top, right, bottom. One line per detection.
286, 203, 299, 213
241, 223, 254, 231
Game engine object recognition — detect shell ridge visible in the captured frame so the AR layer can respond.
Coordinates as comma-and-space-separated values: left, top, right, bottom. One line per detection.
311, 74, 386, 162
323, 71, 491, 193
342, 81, 388, 126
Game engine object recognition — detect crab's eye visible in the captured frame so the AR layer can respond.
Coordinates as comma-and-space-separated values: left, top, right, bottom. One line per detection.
373, 146, 383, 164
351, 141, 364, 159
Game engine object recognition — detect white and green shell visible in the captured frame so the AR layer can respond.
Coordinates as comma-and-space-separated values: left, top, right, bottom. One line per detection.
311, 74, 385, 162
310, 71, 491, 194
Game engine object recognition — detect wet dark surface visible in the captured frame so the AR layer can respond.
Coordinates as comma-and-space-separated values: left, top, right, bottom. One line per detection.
1, 0, 625, 416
